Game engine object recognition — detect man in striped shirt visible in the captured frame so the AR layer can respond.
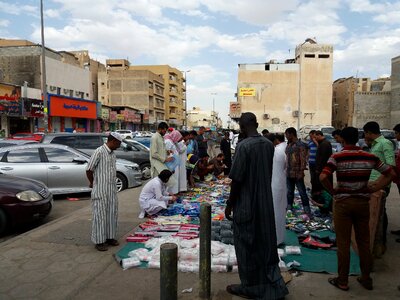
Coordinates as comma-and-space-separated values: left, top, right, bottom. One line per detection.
320, 127, 394, 291
308, 130, 318, 198
86, 132, 123, 251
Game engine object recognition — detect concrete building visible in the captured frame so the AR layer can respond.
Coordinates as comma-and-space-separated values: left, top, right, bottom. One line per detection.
130, 65, 186, 128
0, 39, 97, 133
98, 59, 166, 130
187, 107, 222, 130
391, 55, 400, 128
235, 39, 333, 132
332, 77, 392, 129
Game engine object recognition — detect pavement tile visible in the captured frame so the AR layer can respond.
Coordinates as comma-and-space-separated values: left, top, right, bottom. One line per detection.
44, 271, 80, 286
47, 260, 78, 273
39, 284, 79, 300
75, 252, 103, 264
0, 266, 23, 281
49, 252, 73, 262
9, 282, 47, 298
15, 269, 49, 283
1, 248, 32, 260
0, 276, 18, 293
21, 257, 50, 271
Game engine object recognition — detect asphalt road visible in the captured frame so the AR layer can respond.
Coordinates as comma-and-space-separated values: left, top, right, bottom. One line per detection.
0, 192, 91, 243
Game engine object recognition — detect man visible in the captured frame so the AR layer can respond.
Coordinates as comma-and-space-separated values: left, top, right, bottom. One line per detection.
285, 127, 311, 215
308, 130, 318, 198
138, 170, 177, 218
268, 133, 287, 246
196, 126, 208, 158
332, 129, 344, 152
209, 153, 226, 177
262, 129, 270, 138
86, 132, 123, 251
391, 123, 400, 241
320, 126, 394, 291
186, 130, 198, 156
315, 130, 333, 190
220, 131, 232, 174
150, 122, 173, 178
225, 113, 288, 299
363, 121, 395, 257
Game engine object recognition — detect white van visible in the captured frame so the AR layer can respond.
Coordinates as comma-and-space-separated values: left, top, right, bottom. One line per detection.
298, 125, 335, 140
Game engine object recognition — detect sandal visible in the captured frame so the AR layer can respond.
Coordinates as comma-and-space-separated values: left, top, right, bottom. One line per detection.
357, 277, 373, 290
328, 277, 349, 291
226, 284, 253, 299
95, 243, 108, 251
106, 239, 120, 246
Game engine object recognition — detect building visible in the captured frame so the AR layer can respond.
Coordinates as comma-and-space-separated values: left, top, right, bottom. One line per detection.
234, 39, 333, 132
0, 39, 99, 134
98, 59, 166, 131
187, 107, 221, 130
391, 55, 400, 128
332, 77, 392, 129
129, 65, 186, 128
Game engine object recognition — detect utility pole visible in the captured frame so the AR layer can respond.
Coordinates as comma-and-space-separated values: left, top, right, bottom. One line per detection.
40, 0, 48, 133
211, 92, 217, 127
183, 70, 190, 130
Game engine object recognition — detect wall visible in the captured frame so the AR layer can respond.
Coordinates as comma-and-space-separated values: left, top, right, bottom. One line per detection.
391, 55, 400, 128
353, 91, 392, 128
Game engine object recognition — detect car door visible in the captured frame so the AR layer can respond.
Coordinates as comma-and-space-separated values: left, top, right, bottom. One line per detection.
76, 136, 102, 157
0, 147, 48, 186
43, 147, 90, 194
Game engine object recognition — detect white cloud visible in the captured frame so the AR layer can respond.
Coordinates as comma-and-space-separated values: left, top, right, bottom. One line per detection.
0, 19, 10, 27
216, 33, 267, 58
346, 0, 386, 13
0, 1, 37, 16
45, 9, 61, 19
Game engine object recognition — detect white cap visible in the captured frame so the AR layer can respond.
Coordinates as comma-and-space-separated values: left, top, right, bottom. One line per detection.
110, 132, 123, 142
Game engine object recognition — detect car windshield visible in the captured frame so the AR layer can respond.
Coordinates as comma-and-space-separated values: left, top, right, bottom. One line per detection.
124, 140, 148, 151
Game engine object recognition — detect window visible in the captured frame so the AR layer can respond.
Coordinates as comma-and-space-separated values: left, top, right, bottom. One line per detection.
6, 148, 41, 163
77, 136, 102, 149
51, 136, 77, 148
305, 54, 315, 58
318, 54, 330, 58
44, 148, 76, 163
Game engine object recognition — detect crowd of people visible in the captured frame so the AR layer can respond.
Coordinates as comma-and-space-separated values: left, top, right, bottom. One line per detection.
84, 114, 400, 299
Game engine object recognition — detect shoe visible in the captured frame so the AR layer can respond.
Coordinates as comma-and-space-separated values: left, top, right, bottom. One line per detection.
226, 284, 252, 299
106, 239, 119, 246
357, 277, 373, 290
373, 244, 386, 258
95, 243, 108, 251
390, 230, 400, 235
328, 277, 349, 291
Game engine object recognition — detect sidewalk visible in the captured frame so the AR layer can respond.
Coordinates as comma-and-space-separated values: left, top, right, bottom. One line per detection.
0, 184, 399, 299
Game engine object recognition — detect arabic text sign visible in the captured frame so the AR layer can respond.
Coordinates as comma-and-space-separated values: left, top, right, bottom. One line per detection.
49, 95, 97, 119
239, 88, 256, 97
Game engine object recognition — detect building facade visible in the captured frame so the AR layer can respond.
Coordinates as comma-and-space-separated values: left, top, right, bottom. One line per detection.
392, 55, 400, 128
187, 107, 222, 130
235, 39, 333, 132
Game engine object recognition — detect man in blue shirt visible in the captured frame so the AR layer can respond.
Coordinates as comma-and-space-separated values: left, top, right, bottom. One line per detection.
308, 130, 318, 199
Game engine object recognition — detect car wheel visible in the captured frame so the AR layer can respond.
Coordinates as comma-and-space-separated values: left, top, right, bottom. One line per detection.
126, 136, 132, 139
116, 173, 128, 192
140, 163, 151, 180
0, 209, 8, 236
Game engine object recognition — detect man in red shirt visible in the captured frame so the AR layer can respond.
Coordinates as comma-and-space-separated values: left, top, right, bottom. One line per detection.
320, 127, 394, 292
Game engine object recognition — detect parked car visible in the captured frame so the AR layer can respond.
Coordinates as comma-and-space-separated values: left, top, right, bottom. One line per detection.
10, 132, 44, 141
0, 139, 38, 147
0, 144, 141, 194
132, 136, 151, 148
298, 125, 335, 140
41, 133, 151, 179
115, 130, 135, 139
0, 174, 53, 235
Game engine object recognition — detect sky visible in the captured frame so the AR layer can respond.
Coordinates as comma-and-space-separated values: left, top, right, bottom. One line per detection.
1, 0, 400, 126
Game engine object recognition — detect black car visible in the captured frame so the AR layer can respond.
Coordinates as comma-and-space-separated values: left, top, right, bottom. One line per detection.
0, 174, 53, 235
41, 133, 151, 179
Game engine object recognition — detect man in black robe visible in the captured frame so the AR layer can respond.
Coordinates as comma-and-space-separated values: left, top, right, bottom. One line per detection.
225, 112, 288, 299
220, 131, 232, 174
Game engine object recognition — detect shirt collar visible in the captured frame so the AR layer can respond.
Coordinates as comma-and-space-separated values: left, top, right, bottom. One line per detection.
372, 135, 384, 146
104, 144, 112, 153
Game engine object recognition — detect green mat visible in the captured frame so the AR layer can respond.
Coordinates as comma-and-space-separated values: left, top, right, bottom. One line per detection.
115, 242, 148, 268
282, 230, 360, 275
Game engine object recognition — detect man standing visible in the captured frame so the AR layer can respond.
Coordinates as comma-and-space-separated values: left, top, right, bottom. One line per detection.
150, 122, 173, 178
285, 127, 311, 215
363, 121, 395, 257
220, 131, 232, 174
391, 123, 400, 241
262, 129, 270, 138
315, 130, 333, 193
332, 129, 344, 152
320, 127, 394, 291
308, 130, 318, 198
196, 126, 208, 157
86, 132, 123, 251
225, 113, 288, 299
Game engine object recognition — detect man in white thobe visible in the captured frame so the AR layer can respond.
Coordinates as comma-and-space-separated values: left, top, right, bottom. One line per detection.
268, 133, 287, 245
138, 170, 177, 218
150, 122, 173, 177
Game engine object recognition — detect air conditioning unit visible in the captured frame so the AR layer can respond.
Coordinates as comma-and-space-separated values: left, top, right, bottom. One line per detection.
292, 110, 300, 117
263, 113, 270, 120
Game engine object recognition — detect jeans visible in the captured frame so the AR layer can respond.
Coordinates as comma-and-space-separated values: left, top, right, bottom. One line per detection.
286, 177, 310, 211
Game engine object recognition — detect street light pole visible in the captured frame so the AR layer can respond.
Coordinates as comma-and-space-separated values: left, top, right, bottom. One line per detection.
183, 70, 190, 129
40, 0, 48, 133
211, 92, 217, 127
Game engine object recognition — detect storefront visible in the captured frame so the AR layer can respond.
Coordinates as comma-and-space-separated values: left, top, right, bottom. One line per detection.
0, 83, 25, 136
48, 94, 98, 132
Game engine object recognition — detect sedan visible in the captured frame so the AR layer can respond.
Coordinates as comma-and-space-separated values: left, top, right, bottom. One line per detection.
10, 132, 44, 141
0, 174, 52, 235
0, 144, 141, 194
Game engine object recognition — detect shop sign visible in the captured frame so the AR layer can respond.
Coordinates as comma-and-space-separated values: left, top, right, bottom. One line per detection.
49, 95, 97, 119
132, 113, 141, 124
0, 84, 21, 115
239, 87, 256, 97
110, 111, 117, 122
116, 114, 125, 121
101, 108, 110, 120
23, 99, 44, 117
229, 102, 242, 118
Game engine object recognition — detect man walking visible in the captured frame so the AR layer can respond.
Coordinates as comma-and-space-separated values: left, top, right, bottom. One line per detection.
285, 127, 311, 215
225, 113, 288, 299
150, 122, 173, 178
363, 121, 395, 257
320, 127, 394, 291
86, 132, 123, 251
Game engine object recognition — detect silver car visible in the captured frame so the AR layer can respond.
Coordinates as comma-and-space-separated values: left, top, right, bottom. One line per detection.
0, 144, 141, 194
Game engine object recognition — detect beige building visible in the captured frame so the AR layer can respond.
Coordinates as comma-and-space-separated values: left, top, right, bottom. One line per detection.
392, 55, 400, 127
130, 65, 185, 127
332, 77, 392, 129
98, 59, 166, 128
187, 107, 222, 129
235, 39, 333, 132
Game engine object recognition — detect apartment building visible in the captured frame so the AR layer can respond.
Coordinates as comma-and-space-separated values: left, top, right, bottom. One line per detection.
332, 77, 392, 129
235, 39, 333, 132
130, 65, 185, 127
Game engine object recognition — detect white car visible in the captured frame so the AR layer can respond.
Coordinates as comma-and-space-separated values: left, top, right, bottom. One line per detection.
115, 130, 135, 139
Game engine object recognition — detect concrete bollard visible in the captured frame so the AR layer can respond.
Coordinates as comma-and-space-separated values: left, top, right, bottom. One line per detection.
199, 203, 211, 299
160, 243, 178, 300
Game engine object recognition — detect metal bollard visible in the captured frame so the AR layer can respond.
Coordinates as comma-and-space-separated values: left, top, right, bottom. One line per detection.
160, 243, 178, 300
199, 203, 211, 299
